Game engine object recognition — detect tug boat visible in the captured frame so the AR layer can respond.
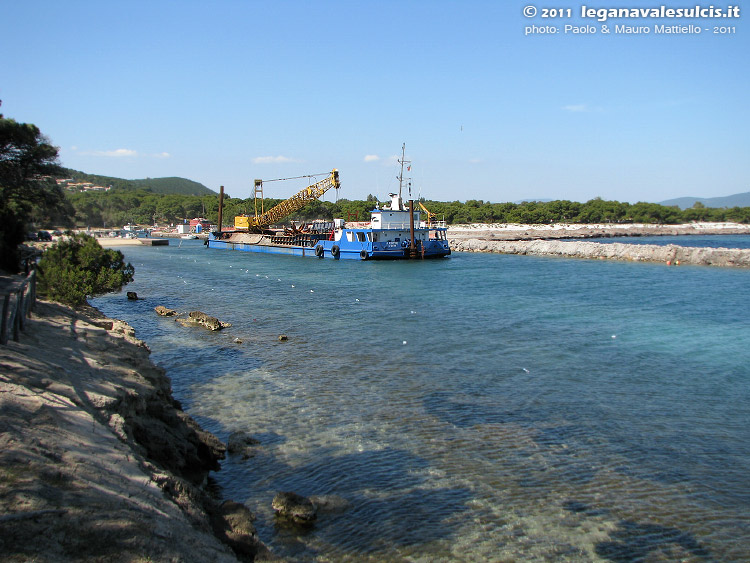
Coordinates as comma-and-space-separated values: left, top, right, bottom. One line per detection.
207, 146, 451, 260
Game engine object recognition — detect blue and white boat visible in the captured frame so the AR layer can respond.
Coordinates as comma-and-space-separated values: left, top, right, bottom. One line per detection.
207, 148, 451, 260
208, 193, 450, 260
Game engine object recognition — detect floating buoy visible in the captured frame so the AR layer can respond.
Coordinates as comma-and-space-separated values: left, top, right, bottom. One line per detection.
402, 340, 407, 345
666, 260, 672, 266
611, 335, 617, 339
522, 368, 529, 373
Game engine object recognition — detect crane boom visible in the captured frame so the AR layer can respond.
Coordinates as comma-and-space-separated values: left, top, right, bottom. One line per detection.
235, 169, 340, 231
419, 201, 435, 227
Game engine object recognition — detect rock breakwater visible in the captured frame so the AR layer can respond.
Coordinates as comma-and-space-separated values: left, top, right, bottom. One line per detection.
452, 238, 750, 267
448, 222, 750, 241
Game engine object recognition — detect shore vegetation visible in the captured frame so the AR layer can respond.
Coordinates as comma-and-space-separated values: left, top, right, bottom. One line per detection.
38, 233, 134, 306
0, 114, 72, 271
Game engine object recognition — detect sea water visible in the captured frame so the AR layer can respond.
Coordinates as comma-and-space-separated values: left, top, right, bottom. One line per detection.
92, 239, 750, 561
574, 234, 750, 249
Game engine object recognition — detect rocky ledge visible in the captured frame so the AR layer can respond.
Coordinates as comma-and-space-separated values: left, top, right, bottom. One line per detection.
0, 300, 272, 562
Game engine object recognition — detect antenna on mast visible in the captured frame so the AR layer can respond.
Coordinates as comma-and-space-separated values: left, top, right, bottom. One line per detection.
397, 143, 411, 201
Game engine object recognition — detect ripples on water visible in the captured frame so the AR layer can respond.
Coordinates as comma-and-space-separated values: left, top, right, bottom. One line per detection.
93, 239, 750, 561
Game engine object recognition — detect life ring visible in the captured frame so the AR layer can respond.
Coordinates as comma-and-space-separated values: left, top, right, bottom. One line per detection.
315, 245, 324, 258
360, 249, 368, 260
331, 245, 340, 258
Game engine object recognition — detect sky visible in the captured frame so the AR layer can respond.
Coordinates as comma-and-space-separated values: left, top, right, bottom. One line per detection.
2, 0, 748, 204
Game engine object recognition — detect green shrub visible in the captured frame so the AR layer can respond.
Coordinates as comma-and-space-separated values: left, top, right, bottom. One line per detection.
38, 234, 134, 306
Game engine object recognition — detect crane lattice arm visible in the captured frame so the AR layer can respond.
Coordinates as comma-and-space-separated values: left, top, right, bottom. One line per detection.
240, 169, 340, 231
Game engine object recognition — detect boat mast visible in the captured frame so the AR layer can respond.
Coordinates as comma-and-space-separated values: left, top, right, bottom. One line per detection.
397, 143, 411, 203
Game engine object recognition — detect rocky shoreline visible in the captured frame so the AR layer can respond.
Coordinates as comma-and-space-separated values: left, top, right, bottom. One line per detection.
448, 222, 750, 267
0, 300, 273, 562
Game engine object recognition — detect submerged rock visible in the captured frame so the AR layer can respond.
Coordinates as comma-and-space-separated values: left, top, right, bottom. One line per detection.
309, 494, 350, 514
227, 431, 261, 459
272, 492, 317, 525
126, 291, 139, 300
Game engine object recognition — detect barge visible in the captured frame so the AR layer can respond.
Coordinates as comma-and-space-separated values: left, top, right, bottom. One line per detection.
207, 147, 451, 260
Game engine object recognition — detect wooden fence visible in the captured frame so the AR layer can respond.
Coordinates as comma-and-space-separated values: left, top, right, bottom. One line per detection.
0, 265, 37, 345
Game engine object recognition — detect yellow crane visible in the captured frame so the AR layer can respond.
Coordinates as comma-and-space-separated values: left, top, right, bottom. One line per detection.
235, 169, 340, 231
419, 201, 436, 227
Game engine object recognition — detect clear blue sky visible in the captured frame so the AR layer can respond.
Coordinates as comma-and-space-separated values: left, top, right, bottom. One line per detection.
2, 0, 748, 203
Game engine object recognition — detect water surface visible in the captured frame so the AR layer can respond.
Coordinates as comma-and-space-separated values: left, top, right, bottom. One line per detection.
93, 240, 750, 561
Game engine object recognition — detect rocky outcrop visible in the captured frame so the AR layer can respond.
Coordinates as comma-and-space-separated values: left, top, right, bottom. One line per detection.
189, 311, 232, 330
0, 300, 269, 562
451, 238, 750, 268
211, 500, 275, 560
155, 305, 178, 316
272, 492, 317, 525
174, 310, 232, 331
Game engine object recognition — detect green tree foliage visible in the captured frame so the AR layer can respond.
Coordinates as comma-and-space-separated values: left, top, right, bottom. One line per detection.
0, 116, 70, 271
38, 234, 134, 306
66, 189, 750, 229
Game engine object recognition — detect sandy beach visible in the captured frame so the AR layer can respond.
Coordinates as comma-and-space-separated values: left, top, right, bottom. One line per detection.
95, 237, 150, 247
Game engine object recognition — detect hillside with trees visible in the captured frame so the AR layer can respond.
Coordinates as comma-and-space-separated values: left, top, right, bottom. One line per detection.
66, 189, 750, 230
659, 191, 750, 210
63, 169, 215, 195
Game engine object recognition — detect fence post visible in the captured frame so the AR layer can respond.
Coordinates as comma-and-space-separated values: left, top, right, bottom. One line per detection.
1, 265, 36, 345
0, 294, 9, 345
13, 289, 22, 342
28, 268, 36, 316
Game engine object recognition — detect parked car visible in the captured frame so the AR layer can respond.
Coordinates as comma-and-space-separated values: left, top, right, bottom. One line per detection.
37, 230, 52, 241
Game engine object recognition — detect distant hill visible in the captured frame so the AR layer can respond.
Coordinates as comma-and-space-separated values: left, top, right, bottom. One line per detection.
514, 198, 553, 204
659, 191, 750, 210
63, 169, 215, 196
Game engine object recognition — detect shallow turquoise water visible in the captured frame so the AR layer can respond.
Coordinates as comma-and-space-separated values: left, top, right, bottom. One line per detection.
93, 240, 750, 561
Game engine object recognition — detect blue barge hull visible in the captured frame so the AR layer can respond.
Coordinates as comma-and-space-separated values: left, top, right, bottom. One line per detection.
207, 235, 451, 260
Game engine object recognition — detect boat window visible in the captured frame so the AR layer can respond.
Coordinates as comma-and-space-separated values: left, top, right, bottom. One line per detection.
346, 232, 354, 242
357, 232, 366, 242
367, 232, 372, 242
